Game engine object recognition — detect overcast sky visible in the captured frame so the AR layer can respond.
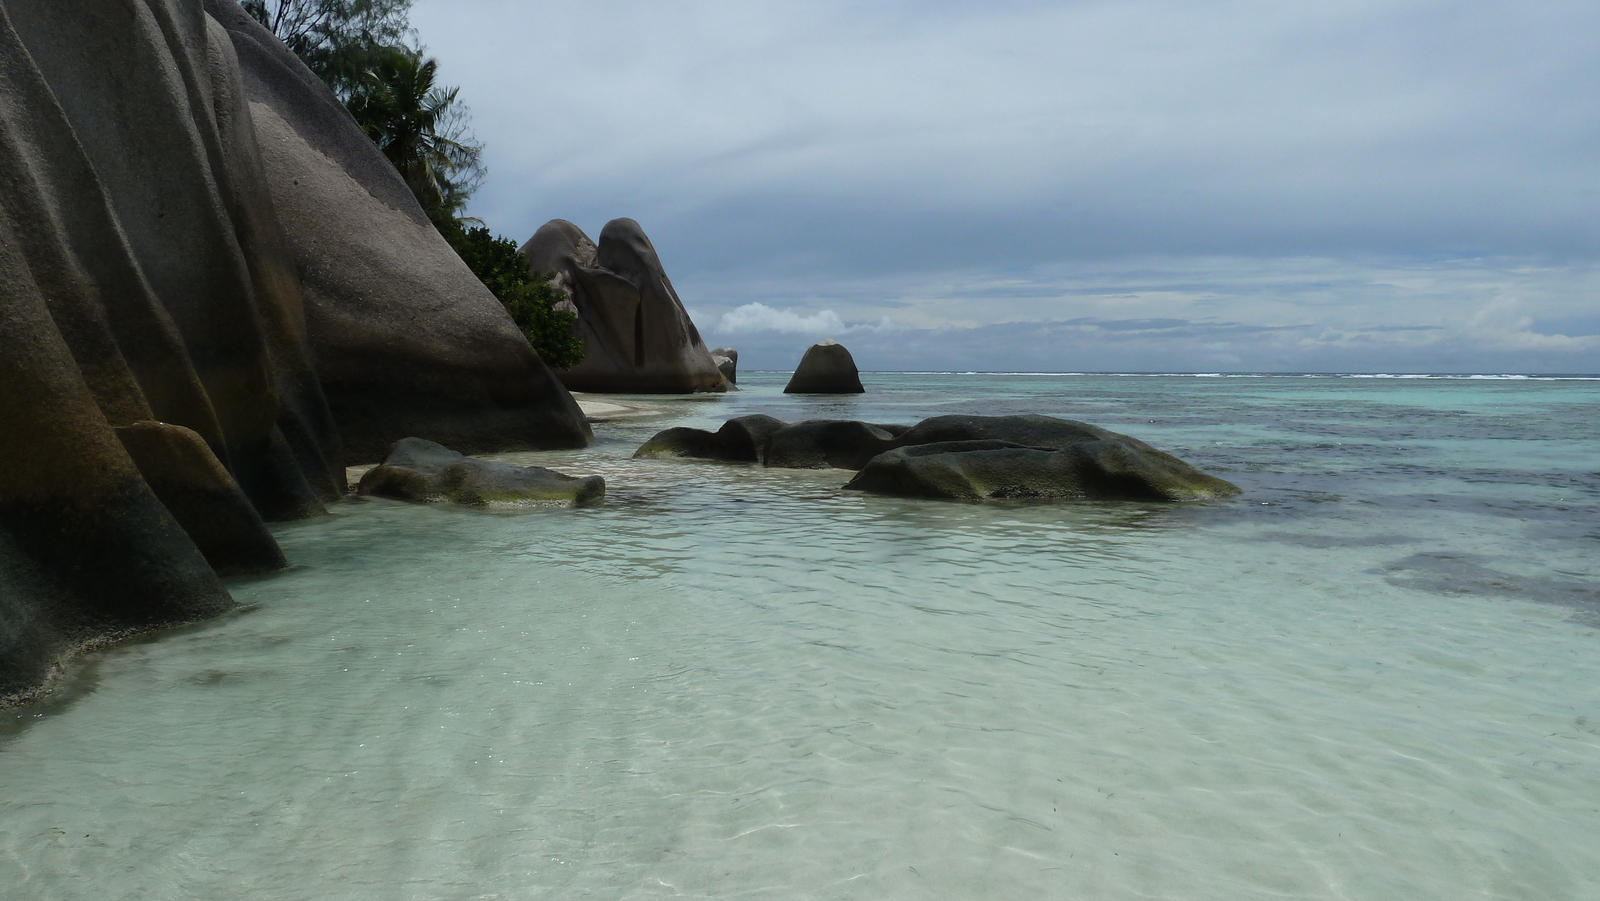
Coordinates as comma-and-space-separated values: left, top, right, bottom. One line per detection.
412, 0, 1598, 372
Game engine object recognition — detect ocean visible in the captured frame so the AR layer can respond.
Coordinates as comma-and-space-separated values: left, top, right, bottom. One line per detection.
3, 372, 1598, 900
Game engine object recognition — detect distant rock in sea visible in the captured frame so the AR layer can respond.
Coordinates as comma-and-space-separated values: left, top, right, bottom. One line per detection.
784, 340, 865, 394
522, 219, 729, 394
358, 438, 604, 508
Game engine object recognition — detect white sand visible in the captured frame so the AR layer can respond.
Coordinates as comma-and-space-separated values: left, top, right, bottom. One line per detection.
572, 394, 668, 422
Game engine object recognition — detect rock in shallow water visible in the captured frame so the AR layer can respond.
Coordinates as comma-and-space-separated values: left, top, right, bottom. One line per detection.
635, 413, 1239, 501
761, 420, 904, 470
844, 438, 1241, 502
634, 415, 788, 462
892, 414, 1117, 448
633, 415, 911, 467
359, 438, 604, 508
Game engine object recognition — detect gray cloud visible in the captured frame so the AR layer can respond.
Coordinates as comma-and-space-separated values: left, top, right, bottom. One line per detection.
411, 0, 1600, 372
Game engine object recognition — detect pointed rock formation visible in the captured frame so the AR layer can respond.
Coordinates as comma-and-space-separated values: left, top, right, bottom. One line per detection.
522, 219, 728, 393
784, 340, 865, 394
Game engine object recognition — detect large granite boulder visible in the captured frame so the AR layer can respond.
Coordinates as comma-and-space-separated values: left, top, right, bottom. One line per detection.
635, 415, 788, 462
711, 348, 738, 384
1, 0, 336, 702
844, 438, 1240, 501
521, 218, 728, 394
0, 0, 594, 704
358, 438, 604, 508
784, 340, 864, 394
210, 2, 591, 462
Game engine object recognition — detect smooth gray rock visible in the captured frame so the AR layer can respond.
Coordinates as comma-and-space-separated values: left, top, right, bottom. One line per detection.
844, 438, 1242, 502
358, 438, 604, 508
634, 414, 788, 462
522, 219, 728, 394
783, 340, 864, 394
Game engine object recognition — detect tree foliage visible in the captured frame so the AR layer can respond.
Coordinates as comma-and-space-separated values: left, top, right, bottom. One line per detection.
241, 0, 411, 99
345, 48, 483, 226
444, 225, 585, 370
243, 0, 483, 226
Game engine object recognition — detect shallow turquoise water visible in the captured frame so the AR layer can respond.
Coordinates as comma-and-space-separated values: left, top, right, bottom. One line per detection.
4, 373, 1599, 899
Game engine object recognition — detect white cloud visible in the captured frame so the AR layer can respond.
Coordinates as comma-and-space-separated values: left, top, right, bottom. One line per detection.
1464, 297, 1600, 352
713, 302, 899, 336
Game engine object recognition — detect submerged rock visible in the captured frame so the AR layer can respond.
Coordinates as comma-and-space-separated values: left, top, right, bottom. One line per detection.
359, 439, 604, 508
635, 415, 788, 462
844, 438, 1241, 502
784, 340, 864, 394
522, 218, 727, 394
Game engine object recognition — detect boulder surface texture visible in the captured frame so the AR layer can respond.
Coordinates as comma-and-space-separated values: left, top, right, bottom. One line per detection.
521, 219, 729, 393
358, 438, 604, 508
0, 0, 588, 704
636, 414, 1239, 501
784, 340, 864, 394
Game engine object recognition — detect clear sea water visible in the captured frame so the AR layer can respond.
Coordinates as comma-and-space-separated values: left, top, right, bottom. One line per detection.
4, 372, 1599, 900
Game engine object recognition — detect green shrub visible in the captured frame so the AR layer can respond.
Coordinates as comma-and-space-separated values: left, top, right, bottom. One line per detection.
444, 224, 584, 370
